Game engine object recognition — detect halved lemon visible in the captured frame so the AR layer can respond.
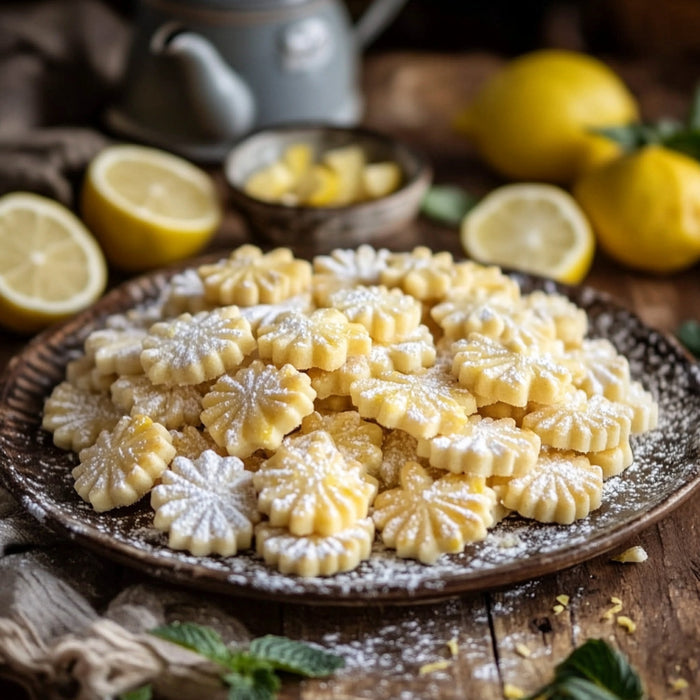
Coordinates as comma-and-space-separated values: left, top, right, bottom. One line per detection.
81, 144, 222, 272
460, 183, 595, 284
0, 192, 107, 334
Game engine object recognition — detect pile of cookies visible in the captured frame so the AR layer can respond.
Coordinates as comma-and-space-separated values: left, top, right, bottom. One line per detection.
42, 245, 658, 576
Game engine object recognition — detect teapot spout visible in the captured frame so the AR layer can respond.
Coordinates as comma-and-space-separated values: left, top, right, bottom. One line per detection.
155, 25, 255, 141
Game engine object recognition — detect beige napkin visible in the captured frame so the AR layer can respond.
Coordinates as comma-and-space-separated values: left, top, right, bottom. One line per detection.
0, 0, 129, 206
0, 486, 251, 700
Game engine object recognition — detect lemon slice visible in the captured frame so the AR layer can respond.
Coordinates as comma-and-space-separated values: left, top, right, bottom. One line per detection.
0, 192, 107, 334
460, 183, 595, 284
81, 144, 221, 272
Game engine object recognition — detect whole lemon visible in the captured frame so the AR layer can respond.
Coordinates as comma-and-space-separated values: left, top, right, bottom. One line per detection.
456, 49, 639, 184
573, 145, 700, 274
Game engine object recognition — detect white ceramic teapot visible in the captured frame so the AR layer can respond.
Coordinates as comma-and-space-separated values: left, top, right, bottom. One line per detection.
106, 0, 407, 161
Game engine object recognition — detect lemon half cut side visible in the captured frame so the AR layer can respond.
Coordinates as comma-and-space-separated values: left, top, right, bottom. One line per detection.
81, 144, 222, 272
0, 192, 108, 334
460, 183, 595, 285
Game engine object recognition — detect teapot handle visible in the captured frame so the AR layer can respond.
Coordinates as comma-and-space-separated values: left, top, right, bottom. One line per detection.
354, 0, 409, 50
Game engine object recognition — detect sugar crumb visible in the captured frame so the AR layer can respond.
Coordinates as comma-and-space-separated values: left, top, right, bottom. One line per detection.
515, 643, 531, 658
553, 604, 565, 615
419, 659, 452, 675
555, 594, 570, 607
669, 677, 689, 692
611, 545, 648, 563
616, 615, 636, 633
503, 683, 525, 699
446, 637, 459, 657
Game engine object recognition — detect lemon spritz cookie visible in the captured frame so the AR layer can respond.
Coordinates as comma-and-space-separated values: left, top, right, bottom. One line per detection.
299, 410, 384, 478
326, 285, 423, 343
73, 414, 175, 512
42, 381, 124, 452
257, 308, 370, 371
500, 449, 603, 524
151, 449, 259, 556
311, 244, 391, 304
201, 360, 316, 458
521, 390, 633, 453
254, 430, 376, 536
84, 327, 146, 376
255, 518, 375, 577
140, 306, 256, 385
111, 375, 204, 429
451, 334, 573, 407
417, 415, 541, 477
198, 245, 312, 306
373, 461, 496, 564
350, 364, 477, 439
368, 324, 437, 375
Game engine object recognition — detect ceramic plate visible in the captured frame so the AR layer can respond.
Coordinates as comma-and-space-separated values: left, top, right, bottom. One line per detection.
1, 269, 699, 604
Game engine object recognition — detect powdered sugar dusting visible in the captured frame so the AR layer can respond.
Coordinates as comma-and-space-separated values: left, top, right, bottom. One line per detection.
1, 270, 699, 603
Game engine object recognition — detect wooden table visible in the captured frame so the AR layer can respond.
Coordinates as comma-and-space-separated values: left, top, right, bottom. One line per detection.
1, 52, 699, 699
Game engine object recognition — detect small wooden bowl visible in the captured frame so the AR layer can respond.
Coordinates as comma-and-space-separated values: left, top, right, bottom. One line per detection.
224, 124, 432, 251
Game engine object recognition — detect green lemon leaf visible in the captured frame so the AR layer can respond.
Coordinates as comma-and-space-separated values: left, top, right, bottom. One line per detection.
248, 635, 345, 678
686, 82, 700, 130
676, 320, 700, 357
543, 676, 634, 700
553, 640, 643, 699
119, 686, 153, 700
223, 668, 279, 700
421, 185, 478, 226
150, 621, 232, 666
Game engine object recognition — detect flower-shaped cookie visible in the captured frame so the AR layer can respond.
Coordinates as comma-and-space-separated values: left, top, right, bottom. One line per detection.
522, 290, 588, 349
417, 415, 541, 477
111, 375, 204, 429
379, 246, 458, 301
619, 381, 658, 433
151, 449, 259, 556
238, 293, 313, 333
521, 390, 633, 453
500, 449, 603, 524
451, 334, 573, 407
306, 354, 371, 399
256, 308, 370, 371
369, 324, 436, 375
587, 440, 634, 479
254, 430, 376, 536
201, 360, 316, 458
350, 364, 477, 439
73, 414, 175, 512
160, 268, 212, 317
170, 426, 226, 460
255, 518, 375, 577
373, 461, 496, 564
569, 338, 631, 401
65, 352, 116, 392
312, 244, 391, 304
84, 327, 146, 376
42, 381, 124, 452
140, 306, 256, 385
198, 245, 312, 306
327, 285, 422, 343
299, 410, 384, 478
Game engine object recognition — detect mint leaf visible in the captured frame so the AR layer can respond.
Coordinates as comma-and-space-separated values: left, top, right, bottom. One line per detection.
522, 640, 643, 700
119, 686, 152, 700
555, 640, 643, 700
421, 185, 477, 226
150, 621, 232, 666
223, 660, 280, 700
676, 320, 700, 357
249, 635, 345, 678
